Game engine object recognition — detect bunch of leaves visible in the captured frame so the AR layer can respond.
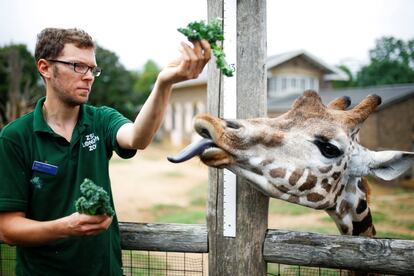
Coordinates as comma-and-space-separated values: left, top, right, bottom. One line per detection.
178, 18, 234, 77
75, 178, 115, 216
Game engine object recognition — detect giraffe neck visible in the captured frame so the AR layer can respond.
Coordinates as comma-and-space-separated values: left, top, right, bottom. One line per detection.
232, 160, 376, 237
326, 177, 376, 237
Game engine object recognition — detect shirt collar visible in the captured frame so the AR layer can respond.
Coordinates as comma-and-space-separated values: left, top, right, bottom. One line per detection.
33, 97, 91, 134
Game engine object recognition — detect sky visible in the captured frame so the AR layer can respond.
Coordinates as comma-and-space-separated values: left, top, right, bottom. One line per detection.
1, 0, 413, 73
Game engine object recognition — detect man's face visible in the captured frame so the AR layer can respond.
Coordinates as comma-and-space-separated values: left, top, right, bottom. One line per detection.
49, 43, 97, 106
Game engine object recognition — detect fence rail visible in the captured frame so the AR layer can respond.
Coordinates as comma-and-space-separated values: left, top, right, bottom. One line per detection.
263, 229, 414, 275
119, 222, 414, 275
119, 222, 208, 253
2, 222, 414, 275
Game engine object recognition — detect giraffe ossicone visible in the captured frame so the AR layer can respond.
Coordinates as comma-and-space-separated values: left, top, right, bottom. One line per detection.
168, 90, 414, 237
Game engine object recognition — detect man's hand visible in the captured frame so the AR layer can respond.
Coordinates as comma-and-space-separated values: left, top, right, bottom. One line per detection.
158, 39, 211, 86
116, 39, 211, 150
63, 212, 113, 236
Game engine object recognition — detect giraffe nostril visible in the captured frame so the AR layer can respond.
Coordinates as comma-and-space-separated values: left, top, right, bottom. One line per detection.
200, 128, 212, 139
225, 120, 241, 130
343, 96, 352, 108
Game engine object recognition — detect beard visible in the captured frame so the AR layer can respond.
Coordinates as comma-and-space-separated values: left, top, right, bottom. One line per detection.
50, 66, 90, 107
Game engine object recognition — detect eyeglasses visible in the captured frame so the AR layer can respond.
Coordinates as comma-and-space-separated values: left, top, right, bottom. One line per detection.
47, 59, 102, 77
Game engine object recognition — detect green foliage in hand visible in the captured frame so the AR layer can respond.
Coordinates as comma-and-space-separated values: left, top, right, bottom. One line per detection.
178, 18, 234, 77
75, 178, 115, 216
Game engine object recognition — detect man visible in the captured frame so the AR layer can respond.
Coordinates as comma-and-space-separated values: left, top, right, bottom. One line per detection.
0, 28, 211, 275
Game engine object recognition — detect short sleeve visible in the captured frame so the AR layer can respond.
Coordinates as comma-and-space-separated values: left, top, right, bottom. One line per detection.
101, 107, 137, 159
0, 136, 29, 212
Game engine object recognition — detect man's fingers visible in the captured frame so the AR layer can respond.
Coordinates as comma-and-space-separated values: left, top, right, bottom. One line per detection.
179, 41, 212, 78
180, 42, 199, 72
192, 40, 203, 58
67, 213, 112, 236
200, 39, 212, 60
159, 39, 212, 84
78, 213, 108, 224
81, 216, 112, 235
192, 39, 211, 73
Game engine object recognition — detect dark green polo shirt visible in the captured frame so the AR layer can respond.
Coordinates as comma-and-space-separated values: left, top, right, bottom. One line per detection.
0, 97, 136, 276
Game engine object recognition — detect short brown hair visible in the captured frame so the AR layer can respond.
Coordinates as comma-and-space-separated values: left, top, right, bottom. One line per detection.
34, 28, 95, 62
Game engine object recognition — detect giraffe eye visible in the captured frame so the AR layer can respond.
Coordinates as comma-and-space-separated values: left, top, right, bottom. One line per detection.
313, 138, 343, 159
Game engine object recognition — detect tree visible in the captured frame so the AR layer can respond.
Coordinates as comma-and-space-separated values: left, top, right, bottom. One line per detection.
356, 37, 414, 86
0, 44, 42, 128
133, 60, 160, 106
89, 45, 137, 119
332, 64, 356, 89
369, 37, 414, 68
0, 43, 160, 125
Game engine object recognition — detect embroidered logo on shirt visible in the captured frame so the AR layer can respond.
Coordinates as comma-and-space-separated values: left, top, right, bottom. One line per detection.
82, 133, 100, 151
31, 176, 43, 189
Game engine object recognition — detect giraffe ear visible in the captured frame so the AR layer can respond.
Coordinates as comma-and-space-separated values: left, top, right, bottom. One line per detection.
369, 151, 414, 180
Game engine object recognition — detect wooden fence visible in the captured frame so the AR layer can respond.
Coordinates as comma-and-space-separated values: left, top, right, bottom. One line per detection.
2, 222, 414, 274
118, 222, 414, 275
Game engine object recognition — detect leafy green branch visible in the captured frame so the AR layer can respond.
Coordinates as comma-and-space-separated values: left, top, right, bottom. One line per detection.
178, 18, 234, 77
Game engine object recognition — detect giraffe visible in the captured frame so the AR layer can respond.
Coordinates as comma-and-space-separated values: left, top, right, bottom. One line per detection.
168, 90, 414, 238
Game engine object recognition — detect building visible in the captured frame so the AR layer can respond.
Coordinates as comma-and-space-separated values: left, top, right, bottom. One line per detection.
268, 83, 414, 154
164, 50, 348, 145
163, 51, 414, 176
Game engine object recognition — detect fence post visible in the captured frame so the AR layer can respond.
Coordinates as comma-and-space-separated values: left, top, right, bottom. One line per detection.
207, 0, 268, 275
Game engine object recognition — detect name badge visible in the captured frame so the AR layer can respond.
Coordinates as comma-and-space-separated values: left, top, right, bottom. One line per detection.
32, 161, 58, 176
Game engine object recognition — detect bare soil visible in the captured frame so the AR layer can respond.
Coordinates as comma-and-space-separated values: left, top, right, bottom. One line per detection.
110, 144, 208, 222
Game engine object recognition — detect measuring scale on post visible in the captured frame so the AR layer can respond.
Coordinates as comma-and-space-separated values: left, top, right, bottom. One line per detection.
222, 0, 237, 238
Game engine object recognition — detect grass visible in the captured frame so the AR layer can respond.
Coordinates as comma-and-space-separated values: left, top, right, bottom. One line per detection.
147, 181, 209, 224
144, 179, 414, 239
370, 185, 414, 239
0, 243, 16, 276
371, 211, 388, 223
189, 181, 208, 206
376, 231, 414, 240
150, 204, 206, 224
268, 264, 347, 276
122, 251, 166, 276
269, 198, 312, 215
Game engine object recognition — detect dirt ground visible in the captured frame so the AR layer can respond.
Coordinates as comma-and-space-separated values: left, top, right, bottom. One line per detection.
110, 144, 209, 222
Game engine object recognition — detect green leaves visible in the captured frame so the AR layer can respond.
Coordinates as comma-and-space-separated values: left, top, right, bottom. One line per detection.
178, 19, 224, 43
178, 18, 234, 77
75, 178, 115, 216
90, 46, 137, 120
356, 36, 414, 86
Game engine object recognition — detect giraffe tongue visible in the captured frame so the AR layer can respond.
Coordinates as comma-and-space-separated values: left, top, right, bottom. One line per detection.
167, 138, 216, 163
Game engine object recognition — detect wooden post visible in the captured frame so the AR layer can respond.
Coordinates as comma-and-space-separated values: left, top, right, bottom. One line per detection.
207, 0, 268, 275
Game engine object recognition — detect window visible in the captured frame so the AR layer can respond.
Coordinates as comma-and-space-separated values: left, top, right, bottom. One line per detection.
301, 78, 306, 90
291, 78, 297, 89
281, 77, 287, 91
309, 78, 315, 89
267, 75, 319, 97
268, 77, 278, 97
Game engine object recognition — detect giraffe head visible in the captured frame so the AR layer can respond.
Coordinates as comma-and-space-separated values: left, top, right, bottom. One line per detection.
168, 90, 414, 235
